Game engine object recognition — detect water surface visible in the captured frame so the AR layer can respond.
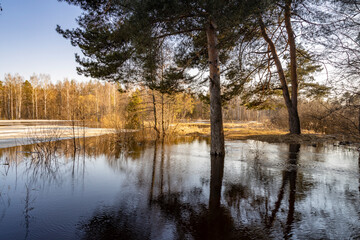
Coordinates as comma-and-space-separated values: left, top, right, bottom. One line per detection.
0, 135, 359, 239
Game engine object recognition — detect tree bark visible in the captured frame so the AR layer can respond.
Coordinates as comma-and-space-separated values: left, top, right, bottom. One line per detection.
284, 0, 301, 134
358, 106, 360, 135
206, 19, 225, 155
258, 14, 301, 134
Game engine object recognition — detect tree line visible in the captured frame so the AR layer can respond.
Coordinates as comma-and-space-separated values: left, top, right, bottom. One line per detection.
1, 73, 268, 126
2, 71, 358, 138
1, 73, 121, 121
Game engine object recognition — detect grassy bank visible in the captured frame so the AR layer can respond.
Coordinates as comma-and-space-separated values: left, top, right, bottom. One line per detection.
173, 121, 360, 145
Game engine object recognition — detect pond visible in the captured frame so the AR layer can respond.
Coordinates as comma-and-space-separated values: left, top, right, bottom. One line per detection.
0, 135, 359, 239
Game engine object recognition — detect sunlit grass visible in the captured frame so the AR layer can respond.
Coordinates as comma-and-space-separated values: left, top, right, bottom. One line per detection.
172, 121, 348, 144
173, 121, 286, 138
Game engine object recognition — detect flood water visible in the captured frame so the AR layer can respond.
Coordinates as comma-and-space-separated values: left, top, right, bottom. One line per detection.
0, 135, 359, 239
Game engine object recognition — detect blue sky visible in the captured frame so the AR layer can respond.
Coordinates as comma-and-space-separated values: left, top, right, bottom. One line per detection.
0, 0, 90, 82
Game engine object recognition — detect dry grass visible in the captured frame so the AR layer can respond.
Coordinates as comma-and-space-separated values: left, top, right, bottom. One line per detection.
173, 121, 286, 138
172, 123, 209, 136
223, 121, 286, 139
173, 121, 358, 144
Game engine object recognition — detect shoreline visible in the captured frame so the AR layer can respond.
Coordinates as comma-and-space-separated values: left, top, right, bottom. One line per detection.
1, 121, 359, 149
175, 122, 360, 145
0, 124, 115, 149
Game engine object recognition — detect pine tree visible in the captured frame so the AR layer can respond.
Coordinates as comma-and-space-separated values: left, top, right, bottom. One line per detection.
125, 90, 143, 129
57, 0, 275, 155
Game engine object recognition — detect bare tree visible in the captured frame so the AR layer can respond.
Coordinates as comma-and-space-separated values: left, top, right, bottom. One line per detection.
30, 74, 39, 119
40, 74, 51, 119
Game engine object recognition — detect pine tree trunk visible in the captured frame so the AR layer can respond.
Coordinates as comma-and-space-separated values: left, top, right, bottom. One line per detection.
358, 106, 360, 135
206, 19, 225, 156
284, 0, 301, 134
259, 15, 301, 134
288, 106, 301, 134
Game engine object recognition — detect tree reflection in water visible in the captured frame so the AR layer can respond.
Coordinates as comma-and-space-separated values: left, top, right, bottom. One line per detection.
89, 142, 302, 239
154, 155, 236, 240
267, 144, 299, 239
1, 135, 359, 239
77, 143, 272, 239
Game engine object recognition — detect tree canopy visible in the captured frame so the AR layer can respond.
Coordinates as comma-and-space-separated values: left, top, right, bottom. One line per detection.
58, 0, 276, 155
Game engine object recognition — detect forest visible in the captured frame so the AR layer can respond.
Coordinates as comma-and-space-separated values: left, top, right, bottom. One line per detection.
1, 71, 359, 138
0, 73, 267, 126
1, 1, 360, 239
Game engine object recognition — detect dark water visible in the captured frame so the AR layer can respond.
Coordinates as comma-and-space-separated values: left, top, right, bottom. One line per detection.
0, 135, 359, 240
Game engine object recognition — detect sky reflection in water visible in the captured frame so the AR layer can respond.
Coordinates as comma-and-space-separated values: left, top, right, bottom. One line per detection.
0, 135, 359, 239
